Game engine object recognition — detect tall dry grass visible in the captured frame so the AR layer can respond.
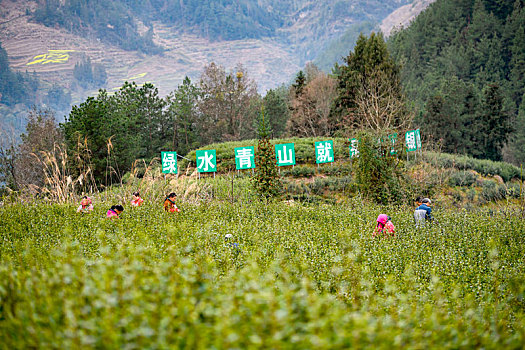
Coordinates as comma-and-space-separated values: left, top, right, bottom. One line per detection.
36, 143, 97, 204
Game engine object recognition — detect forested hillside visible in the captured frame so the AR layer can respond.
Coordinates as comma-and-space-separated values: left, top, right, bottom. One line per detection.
30, 0, 414, 61
388, 0, 525, 163
0, 41, 38, 107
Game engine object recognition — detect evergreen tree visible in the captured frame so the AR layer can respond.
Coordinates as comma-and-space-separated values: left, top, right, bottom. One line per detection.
509, 93, 525, 166
421, 77, 481, 155
354, 131, 404, 204
252, 109, 281, 200
335, 32, 409, 131
62, 93, 110, 184
263, 87, 289, 138
166, 77, 201, 155
479, 83, 512, 161
507, 1, 525, 109
292, 71, 306, 97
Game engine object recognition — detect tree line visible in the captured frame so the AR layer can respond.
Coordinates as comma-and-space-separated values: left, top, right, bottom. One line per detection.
1, 33, 410, 193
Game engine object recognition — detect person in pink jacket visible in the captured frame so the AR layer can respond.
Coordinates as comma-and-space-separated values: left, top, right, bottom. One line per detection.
77, 196, 94, 213
374, 214, 395, 238
106, 205, 124, 218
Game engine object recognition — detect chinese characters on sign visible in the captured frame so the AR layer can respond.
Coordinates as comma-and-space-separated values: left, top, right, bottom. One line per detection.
315, 141, 334, 164
349, 138, 359, 159
405, 129, 423, 152
163, 131, 422, 175
275, 143, 296, 166
389, 133, 398, 155
196, 150, 217, 173
161, 151, 178, 174
235, 147, 255, 170
415, 129, 422, 150
405, 130, 418, 152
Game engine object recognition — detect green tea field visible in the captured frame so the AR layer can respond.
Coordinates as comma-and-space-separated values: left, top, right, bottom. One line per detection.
1, 198, 524, 348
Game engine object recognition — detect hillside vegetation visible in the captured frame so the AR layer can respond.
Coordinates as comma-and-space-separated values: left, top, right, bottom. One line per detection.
389, 0, 525, 164
0, 0, 435, 136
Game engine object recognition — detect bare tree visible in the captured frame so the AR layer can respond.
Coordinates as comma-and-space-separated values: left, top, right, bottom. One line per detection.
198, 63, 259, 144
287, 72, 338, 137
348, 70, 413, 131
14, 108, 64, 194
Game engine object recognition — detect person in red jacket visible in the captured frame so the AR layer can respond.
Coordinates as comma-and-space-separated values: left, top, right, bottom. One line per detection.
131, 191, 144, 207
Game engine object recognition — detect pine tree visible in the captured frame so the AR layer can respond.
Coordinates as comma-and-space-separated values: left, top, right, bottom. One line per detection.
251, 109, 281, 200
334, 32, 409, 131
509, 93, 525, 166
479, 83, 512, 161
292, 71, 306, 97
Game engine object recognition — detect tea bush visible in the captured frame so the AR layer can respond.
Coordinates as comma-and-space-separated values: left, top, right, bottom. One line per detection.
1, 199, 525, 348
448, 170, 478, 187
424, 152, 521, 182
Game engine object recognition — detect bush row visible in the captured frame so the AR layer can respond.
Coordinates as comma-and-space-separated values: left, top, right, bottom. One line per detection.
425, 152, 522, 182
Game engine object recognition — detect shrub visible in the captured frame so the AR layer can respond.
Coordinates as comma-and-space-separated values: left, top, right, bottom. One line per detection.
448, 170, 477, 187
424, 152, 521, 182
353, 131, 405, 204
282, 166, 315, 178
481, 180, 506, 201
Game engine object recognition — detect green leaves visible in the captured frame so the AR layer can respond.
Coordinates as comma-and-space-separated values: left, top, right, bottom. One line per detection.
1, 196, 525, 347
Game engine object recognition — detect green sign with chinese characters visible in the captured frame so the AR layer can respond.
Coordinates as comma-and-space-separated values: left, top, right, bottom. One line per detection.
275, 143, 296, 166
405, 130, 418, 152
235, 146, 255, 170
315, 140, 334, 164
349, 138, 359, 159
389, 133, 398, 155
405, 129, 423, 152
196, 150, 217, 173
161, 151, 178, 174
415, 129, 422, 150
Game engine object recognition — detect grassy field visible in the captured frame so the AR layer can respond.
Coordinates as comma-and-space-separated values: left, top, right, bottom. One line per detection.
1, 196, 525, 348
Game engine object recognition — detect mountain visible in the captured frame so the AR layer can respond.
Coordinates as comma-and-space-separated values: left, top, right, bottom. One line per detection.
0, 0, 435, 136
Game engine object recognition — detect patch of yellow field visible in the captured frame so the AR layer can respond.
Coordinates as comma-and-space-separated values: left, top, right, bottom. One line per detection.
27, 50, 76, 66
127, 72, 147, 80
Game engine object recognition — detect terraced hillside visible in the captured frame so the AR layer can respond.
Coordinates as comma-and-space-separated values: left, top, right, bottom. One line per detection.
0, 0, 299, 103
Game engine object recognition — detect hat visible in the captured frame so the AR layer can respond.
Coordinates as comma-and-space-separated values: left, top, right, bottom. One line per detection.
422, 198, 431, 204
377, 214, 388, 225
225, 234, 233, 239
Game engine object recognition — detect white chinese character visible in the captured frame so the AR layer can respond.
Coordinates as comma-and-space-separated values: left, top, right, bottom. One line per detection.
277, 145, 293, 164
350, 139, 359, 158
198, 151, 215, 171
317, 142, 333, 162
162, 153, 177, 173
236, 148, 253, 168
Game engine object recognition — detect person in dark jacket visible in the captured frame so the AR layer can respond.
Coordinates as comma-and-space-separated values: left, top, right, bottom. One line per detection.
415, 198, 433, 222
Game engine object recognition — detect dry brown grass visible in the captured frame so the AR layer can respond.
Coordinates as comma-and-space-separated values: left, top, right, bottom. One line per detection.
35, 143, 95, 203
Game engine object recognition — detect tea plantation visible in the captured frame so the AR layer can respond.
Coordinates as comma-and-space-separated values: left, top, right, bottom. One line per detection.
1, 197, 524, 348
